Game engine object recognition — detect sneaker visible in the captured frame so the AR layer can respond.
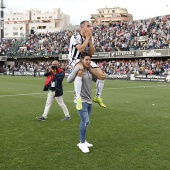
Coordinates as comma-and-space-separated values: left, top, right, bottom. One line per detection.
61, 116, 71, 121
93, 97, 106, 108
77, 142, 90, 153
85, 140, 93, 147
76, 97, 82, 110
36, 116, 46, 121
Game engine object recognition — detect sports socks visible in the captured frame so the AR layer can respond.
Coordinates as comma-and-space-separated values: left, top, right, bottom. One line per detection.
74, 77, 82, 98
95, 79, 104, 98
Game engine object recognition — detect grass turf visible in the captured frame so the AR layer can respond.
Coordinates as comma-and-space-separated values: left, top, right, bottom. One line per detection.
0, 75, 170, 170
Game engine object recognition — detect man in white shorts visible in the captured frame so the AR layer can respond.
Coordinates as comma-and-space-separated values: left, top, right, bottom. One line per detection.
68, 20, 106, 110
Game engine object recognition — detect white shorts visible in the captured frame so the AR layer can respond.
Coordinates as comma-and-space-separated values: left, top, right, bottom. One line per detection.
69, 58, 99, 68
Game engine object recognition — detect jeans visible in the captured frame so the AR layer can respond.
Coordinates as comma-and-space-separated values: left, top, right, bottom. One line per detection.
76, 102, 92, 143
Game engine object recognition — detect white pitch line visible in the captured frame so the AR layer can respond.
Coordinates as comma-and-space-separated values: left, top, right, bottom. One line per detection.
0, 93, 45, 97
0, 85, 167, 98
104, 84, 167, 90
0, 91, 74, 97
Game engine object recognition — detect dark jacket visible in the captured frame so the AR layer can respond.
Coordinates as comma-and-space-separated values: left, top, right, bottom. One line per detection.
43, 68, 65, 97
55, 68, 65, 97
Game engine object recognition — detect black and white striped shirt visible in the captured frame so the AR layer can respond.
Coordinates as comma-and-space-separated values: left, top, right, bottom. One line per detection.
68, 32, 89, 61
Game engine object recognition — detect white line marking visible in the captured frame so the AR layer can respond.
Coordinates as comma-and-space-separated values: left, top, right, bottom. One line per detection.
0, 85, 167, 98
104, 84, 167, 90
0, 93, 45, 97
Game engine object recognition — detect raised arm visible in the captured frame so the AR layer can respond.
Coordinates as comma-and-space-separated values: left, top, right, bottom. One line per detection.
67, 67, 79, 83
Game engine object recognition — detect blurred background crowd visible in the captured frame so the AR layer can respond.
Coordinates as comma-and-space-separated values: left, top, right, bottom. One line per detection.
0, 14, 170, 76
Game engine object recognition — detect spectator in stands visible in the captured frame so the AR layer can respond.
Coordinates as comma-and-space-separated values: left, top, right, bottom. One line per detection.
33, 63, 38, 77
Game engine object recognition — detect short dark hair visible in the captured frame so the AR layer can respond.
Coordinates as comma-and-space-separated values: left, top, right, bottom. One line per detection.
81, 52, 92, 59
80, 20, 89, 26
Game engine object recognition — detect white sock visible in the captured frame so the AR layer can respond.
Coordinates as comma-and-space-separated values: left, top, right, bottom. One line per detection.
74, 77, 82, 98
95, 79, 104, 98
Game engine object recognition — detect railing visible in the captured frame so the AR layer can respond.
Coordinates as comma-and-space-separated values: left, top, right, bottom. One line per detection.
8, 33, 29, 53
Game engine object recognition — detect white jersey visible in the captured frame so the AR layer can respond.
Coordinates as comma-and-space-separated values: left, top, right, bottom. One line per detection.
68, 31, 98, 68
68, 32, 89, 61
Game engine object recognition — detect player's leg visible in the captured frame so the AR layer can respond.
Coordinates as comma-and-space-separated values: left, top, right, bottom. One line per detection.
73, 62, 84, 110
89, 62, 106, 108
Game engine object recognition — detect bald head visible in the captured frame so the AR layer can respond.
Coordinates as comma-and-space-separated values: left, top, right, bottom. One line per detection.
52, 60, 59, 67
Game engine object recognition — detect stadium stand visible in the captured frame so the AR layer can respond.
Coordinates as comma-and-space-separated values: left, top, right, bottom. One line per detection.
4, 14, 170, 57
1, 14, 170, 77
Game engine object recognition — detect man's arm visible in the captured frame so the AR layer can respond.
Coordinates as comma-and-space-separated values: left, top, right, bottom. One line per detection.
88, 38, 96, 55
44, 70, 50, 77
76, 37, 90, 52
67, 67, 79, 83
55, 71, 65, 82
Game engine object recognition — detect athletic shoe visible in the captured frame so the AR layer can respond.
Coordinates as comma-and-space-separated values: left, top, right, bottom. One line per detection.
77, 142, 90, 153
61, 116, 71, 121
76, 97, 82, 110
85, 140, 93, 147
93, 97, 106, 108
36, 116, 46, 121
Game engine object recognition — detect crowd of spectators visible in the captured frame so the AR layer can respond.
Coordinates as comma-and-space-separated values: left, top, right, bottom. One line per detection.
1, 14, 170, 57
2, 58, 170, 77
95, 59, 170, 76
1, 14, 170, 76
1, 60, 71, 75
93, 15, 170, 52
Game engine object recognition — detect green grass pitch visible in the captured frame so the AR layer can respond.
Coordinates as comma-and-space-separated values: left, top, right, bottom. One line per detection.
0, 75, 170, 170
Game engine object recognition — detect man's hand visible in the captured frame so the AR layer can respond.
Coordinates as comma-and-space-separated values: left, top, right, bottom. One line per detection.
85, 27, 92, 40
52, 69, 56, 74
101, 72, 107, 79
